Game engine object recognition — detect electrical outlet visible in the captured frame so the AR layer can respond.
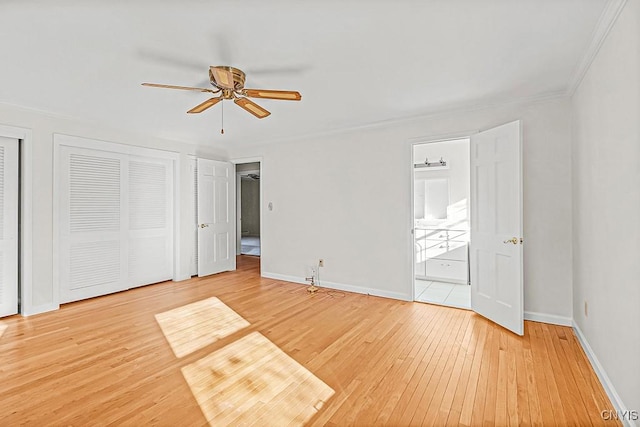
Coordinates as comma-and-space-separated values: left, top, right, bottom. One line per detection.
319, 259, 324, 267
584, 300, 588, 317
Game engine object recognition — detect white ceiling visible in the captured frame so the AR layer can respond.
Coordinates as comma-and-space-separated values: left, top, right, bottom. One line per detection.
0, 0, 608, 147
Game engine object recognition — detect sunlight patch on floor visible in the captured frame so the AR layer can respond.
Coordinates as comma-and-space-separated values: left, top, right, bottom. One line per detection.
182, 331, 335, 426
155, 297, 250, 358
0, 323, 7, 339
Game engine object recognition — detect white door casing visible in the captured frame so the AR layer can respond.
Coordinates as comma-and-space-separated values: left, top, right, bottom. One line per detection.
470, 120, 524, 335
197, 159, 235, 276
0, 136, 19, 317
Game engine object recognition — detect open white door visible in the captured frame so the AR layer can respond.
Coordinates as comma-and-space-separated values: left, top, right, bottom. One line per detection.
470, 120, 524, 335
197, 159, 236, 276
0, 136, 18, 317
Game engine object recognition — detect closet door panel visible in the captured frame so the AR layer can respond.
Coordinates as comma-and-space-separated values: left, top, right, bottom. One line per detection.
59, 148, 126, 303
128, 157, 173, 288
190, 157, 198, 276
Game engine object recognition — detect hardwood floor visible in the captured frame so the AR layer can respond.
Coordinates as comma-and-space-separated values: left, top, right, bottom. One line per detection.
0, 256, 617, 426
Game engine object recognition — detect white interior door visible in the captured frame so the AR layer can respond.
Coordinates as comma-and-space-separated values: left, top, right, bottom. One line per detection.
0, 136, 19, 317
470, 120, 524, 335
197, 159, 235, 276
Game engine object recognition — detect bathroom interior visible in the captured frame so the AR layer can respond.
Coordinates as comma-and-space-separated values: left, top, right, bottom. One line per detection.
414, 138, 470, 309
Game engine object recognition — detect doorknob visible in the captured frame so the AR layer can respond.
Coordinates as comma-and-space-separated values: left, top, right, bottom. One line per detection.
503, 237, 518, 244
200, 224, 209, 228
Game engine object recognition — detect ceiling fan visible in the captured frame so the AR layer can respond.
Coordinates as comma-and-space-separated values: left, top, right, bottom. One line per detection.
142, 66, 301, 119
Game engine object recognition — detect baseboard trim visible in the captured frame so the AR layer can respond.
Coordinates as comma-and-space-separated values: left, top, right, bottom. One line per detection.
572, 321, 636, 427
261, 272, 412, 302
21, 302, 59, 317
524, 311, 573, 327
265, 271, 633, 425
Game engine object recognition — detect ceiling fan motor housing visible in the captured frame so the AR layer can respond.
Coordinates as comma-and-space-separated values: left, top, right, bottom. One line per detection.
209, 66, 246, 91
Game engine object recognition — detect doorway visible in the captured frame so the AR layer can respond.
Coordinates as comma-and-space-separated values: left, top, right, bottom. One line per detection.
236, 162, 261, 257
413, 138, 471, 309
411, 121, 524, 335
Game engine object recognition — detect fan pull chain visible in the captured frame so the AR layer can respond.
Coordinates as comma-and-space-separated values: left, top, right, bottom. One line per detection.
221, 100, 224, 134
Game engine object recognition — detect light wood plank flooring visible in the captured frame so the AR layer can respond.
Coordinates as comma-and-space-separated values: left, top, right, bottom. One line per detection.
0, 256, 617, 426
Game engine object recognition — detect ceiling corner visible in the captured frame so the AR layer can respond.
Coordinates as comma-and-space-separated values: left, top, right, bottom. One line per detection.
565, 0, 628, 96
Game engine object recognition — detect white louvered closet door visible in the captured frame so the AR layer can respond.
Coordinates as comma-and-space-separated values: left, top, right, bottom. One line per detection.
128, 156, 173, 288
0, 137, 19, 317
189, 157, 198, 276
58, 147, 126, 303
58, 144, 174, 303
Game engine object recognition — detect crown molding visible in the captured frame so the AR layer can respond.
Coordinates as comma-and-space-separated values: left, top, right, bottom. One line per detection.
566, 0, 628, 96
237, 89, 568, 149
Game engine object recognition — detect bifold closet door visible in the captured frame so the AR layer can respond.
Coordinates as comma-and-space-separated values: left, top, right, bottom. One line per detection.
0, 136, 19, 317
58, 145, 174, 303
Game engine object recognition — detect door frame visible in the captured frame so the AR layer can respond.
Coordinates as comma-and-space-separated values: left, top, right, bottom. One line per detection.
53, 134, 180, 303
408, 130, 477, 302
0, 124, 34, 315
409, 126, 524, 333
231, 157, 263, 269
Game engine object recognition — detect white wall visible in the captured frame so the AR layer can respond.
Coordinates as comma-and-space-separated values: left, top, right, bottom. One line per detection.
571, 0, 640, 416
229, 97, 574, 319
0, 103, 226, 315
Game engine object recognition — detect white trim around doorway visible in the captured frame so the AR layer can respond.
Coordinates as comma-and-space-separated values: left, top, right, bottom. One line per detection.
0, 124, 36, 315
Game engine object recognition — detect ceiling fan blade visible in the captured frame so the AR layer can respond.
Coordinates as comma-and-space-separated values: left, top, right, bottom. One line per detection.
187, 97, 222, 114
234, 98, 271, 119
209, 66, 235, 89
244, 89, 302, 101
142, 83, 215, 93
